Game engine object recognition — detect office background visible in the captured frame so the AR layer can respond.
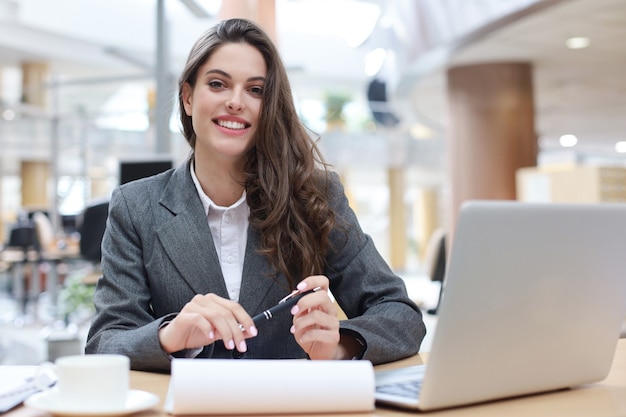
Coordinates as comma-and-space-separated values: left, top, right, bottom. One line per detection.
1, 0, 626, 363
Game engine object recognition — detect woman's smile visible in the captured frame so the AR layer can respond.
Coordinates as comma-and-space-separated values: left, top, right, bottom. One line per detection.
214, 116, 251, 136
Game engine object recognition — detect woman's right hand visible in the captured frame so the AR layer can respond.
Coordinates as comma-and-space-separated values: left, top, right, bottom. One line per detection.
158, 293, 257, 355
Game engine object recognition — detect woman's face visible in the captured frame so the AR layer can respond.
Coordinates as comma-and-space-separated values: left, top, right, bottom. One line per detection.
182, 42, 267, 166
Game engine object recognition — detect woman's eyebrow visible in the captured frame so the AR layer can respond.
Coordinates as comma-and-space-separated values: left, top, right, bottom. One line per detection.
204, 68, 230, 78
204, 69, 265, 83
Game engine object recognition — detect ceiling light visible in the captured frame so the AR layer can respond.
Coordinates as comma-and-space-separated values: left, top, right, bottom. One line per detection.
365, 48, 386, 76
559, 134, 578, 147
615, 141, 626, 153
409, 123, 434, 140
280, 0, 380, 48
2, 109, 16, 121
566, 37, 590, 49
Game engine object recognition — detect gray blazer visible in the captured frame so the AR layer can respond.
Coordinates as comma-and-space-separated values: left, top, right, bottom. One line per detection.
85, 159, 425, 372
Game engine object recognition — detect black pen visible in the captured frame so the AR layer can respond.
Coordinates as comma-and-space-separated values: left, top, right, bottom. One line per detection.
251, 286, 323, 326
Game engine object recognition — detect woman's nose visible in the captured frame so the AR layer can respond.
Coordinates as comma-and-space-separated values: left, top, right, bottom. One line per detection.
226, 90, 244, 112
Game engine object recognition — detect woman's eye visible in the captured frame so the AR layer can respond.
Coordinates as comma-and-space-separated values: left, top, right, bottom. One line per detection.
208, 80, 224, 89
249, 86, 263, 96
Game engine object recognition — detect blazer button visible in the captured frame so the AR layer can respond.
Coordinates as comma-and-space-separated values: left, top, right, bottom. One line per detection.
232, 350, 244, 359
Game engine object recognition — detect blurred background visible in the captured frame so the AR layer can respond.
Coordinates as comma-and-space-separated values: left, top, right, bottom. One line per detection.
1, 0, 626, 363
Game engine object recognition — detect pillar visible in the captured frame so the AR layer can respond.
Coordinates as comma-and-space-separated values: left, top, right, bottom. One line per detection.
20, 160, 49, 210
446, 62, 537, 238
20, 61, 50, 216
416, 187, 439, 261
388, 167, 406, 270
21, 61, 48, 108
89, 166, 110, 200
219, 0, 277, 43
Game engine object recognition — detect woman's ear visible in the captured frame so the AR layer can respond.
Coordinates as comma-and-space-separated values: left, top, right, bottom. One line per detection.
181, 82, 193, 116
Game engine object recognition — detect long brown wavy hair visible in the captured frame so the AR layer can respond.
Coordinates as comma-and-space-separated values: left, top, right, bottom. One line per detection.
178, 18, 336, 288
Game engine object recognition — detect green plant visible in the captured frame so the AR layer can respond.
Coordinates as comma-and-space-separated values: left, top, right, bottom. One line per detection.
324, 91, 351, 125
59, 273, 96, 324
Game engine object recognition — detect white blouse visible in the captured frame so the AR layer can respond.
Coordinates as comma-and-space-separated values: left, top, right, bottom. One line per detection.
190, 163, 249, 301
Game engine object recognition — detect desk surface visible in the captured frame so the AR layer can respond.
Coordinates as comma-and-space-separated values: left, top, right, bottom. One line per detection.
11, 338, 626, 417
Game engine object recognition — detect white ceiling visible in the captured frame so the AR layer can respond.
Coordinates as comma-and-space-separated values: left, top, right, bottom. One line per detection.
0, 0, 382, 110
403, 0, 626, 162
0, 0, 387, 177
1, 0, 626, 176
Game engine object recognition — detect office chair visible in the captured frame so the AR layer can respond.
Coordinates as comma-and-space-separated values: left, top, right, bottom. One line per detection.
423, 228, 446, 315
77, 200, 109, 264
5, 215, 41, 317
32, 211, 55, 255
7, 218, 39, 252
366, 77, 401, 128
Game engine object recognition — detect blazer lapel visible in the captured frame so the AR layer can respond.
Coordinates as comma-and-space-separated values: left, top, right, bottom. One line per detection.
155, 160, 229, 298
237, 227, 290, 315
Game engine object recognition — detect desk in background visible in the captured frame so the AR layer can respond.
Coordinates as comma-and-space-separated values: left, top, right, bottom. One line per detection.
1, 242, 81, 324
8, 338, 626, 417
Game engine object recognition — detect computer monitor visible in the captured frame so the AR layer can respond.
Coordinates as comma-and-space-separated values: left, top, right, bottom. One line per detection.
119, 159, 173, 185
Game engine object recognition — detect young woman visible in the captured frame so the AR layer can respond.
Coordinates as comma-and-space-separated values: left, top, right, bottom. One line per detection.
85, 18, 426, 372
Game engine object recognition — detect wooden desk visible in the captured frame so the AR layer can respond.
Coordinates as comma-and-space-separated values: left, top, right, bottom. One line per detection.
10, 339, 626, 416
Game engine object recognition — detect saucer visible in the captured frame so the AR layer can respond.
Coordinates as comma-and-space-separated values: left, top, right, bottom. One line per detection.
25, 389, 159, 416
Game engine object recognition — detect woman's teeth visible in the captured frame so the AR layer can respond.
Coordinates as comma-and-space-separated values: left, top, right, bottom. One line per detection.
218, 120, 245, 130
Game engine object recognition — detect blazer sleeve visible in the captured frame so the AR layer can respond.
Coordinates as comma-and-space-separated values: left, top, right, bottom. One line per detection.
325, 173, 427, 364
84, 185, 177, 373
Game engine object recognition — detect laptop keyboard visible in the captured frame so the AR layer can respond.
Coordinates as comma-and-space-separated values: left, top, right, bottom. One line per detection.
375, 364, 426, 400
376, 379, 423, 399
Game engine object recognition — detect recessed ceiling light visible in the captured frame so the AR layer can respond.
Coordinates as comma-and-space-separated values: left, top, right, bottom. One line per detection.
409, 123, 434, 140
365, 48, 386, 76
559, 134, 578, 147
615, 141, 626, 153
2, 109, 15, 121
566, 37, 590, 49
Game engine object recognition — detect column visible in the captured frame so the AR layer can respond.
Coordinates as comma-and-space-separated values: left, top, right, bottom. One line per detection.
446, 62, 537, 237
20, 61, 51, 214
416, 187, 439, 261
21, 61, 48, 108
219, 0, 277, 43
20, 160, 49, 210
388, 167, 406, 270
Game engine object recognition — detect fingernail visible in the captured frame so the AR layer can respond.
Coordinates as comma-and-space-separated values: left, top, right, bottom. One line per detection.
227, 339, 235, 350
290, 325, 295, 334
291, 305, 299, 315
249, 326, 258, 337
297, 281, 307, 291
239, 341, 247, 352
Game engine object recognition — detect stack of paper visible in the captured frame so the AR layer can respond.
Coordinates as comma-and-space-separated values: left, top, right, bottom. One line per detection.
165, 359, 375, 415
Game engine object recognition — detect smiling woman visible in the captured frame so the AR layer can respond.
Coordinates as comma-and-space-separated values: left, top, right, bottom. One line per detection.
84, 17, 426, 373
181, 42, 265, 173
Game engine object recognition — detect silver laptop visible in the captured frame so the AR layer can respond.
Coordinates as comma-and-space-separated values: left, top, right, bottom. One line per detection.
375, 200, 626, 411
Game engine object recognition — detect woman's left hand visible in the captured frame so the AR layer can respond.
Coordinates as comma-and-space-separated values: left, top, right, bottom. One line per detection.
289, 275, 343, 360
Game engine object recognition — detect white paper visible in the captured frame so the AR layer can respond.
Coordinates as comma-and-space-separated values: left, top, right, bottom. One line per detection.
0, 366, 38, 393
0, 366, 57, 413
165, 359, 375, 415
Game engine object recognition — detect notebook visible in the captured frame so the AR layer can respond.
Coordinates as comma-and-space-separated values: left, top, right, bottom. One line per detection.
375, 200, 626, 411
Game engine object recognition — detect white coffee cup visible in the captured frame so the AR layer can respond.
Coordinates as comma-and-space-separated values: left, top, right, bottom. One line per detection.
47, 354, 130, 410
